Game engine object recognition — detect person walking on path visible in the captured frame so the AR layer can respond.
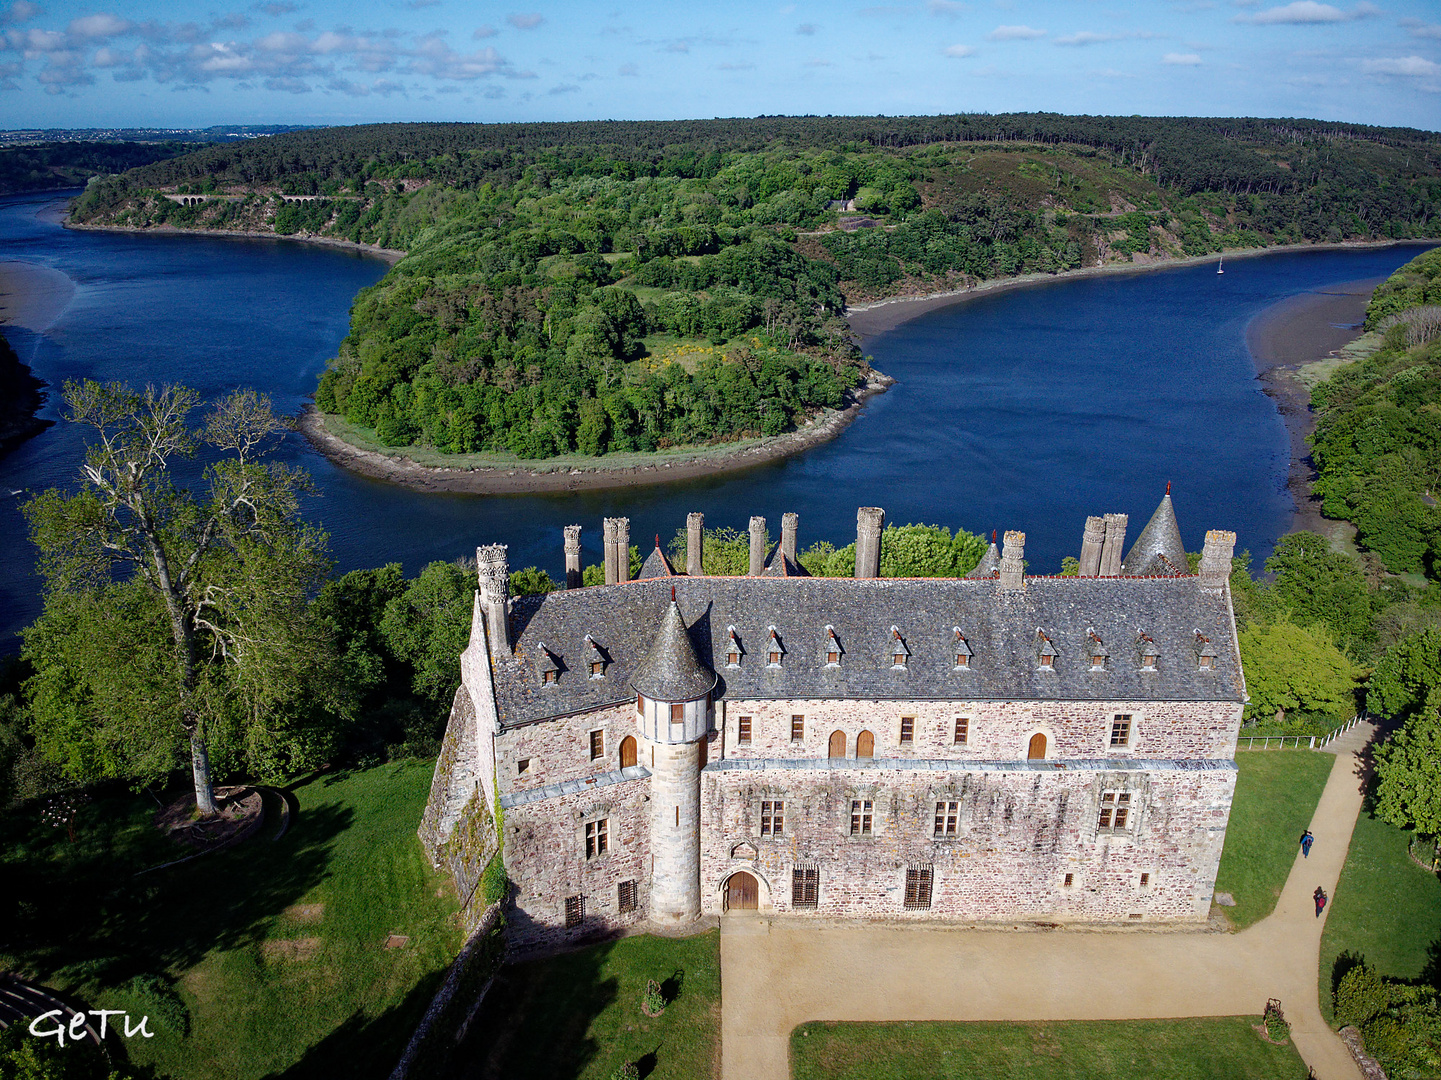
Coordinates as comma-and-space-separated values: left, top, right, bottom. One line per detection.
1314, 886, 1328, 918
1301, 830, 1314, 858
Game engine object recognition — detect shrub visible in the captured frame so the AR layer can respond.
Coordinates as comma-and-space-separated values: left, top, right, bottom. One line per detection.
642, 978, 666, 1016
609, 1062, 640, 1080
126, 972, 190, 1036
480, 851, 509, 906
1336, 961, 1388, 1026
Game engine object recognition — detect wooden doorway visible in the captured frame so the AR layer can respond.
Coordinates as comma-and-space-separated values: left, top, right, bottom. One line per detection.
856, 730, 874, 758
1028, 732, 1047, 759
620, 735, 637, 769
828, 730, 846, 758
725, 871, 759, 912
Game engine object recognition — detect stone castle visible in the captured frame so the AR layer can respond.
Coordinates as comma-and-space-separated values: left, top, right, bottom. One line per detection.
419, 494, 1245, 947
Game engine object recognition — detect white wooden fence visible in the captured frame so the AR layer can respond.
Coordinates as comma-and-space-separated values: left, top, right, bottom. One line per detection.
1236, 715, 1366, 751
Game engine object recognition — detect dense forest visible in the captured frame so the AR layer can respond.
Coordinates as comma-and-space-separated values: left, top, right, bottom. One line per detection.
71, 115, 1441, 460
0, 141, 194, 196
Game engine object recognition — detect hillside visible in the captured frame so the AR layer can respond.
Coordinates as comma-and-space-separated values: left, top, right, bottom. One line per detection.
69, 115, 1441, 462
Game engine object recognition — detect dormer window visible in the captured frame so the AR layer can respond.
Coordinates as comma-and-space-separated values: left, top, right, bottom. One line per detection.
766, 626, 784, 668
584, 634, 607, 679
953, 629, 972, 670
542, 670, 556, 685
824, 625, 842, 668
890, 626, 909, 670
1087, 629, 1108, 672
537, 642, 561, 686
827, 650, 840, 665
726, 626, 742, 668
1199, 654, 1214, 670
1134, 631, 1157, 671
1196, 631, 1218, 671
590, 661, 604, 677
1037, 631, 1057, 671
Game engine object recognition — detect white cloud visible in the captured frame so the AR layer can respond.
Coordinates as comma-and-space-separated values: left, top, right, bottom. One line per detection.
507, 12, 544, 29
1054, 30, 1121, 46
0, 1, 39, 26
1400, 20, 1441, 39
1163, 51, 1203, 63
67, 13, 129, 38
988, 24, 1044, 40
1238, 1, 1378, 24
473, 25, 496, 38
928, 0, 966, 14
255, 2, 298, 16
1360, 54, 1440, 76
943, 42, 975, 56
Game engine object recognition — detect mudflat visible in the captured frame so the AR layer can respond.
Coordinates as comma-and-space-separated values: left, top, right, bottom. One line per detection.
0, 259, 75, 332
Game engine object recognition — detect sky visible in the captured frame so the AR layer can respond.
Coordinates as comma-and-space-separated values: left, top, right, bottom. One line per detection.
0, 0, 1437, 131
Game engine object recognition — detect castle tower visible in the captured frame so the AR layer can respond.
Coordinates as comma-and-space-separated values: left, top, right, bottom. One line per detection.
1122, 487, 1188, 577
630, 599, 717, 925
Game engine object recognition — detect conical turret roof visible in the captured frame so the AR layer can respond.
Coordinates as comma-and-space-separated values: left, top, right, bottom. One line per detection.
965, 541, 1001, 579
630, 601, 717, 701
1122, 491, 1188, 577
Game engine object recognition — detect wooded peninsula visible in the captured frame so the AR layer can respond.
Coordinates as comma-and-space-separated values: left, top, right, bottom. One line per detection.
68, 114, 1441, 467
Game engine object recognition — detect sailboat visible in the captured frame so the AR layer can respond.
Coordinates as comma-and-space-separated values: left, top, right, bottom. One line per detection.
1217, 254, 1224, 275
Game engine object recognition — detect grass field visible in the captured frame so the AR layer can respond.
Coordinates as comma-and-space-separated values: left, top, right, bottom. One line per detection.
789, 1018, 1310, 1080
1213, 751, 1336, 930
1319, 803, 1441, 1021
450, 931, 721, 1080
0, 760, 461, 1079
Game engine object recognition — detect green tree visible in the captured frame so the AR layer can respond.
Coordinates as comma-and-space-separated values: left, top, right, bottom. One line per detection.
510, 566, 557, 595
23, 383, 330, 814
1238, 618, 1360, 725
1374, 693, 1441, 852
379, 560, 474, 706
1367, 627, 1441, 722
1265, 532, 1374, 655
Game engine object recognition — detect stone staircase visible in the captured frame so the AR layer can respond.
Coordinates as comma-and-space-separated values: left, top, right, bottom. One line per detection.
0, 974, 100, 1044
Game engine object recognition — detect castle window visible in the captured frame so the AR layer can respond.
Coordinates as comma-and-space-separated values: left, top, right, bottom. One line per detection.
889, 626, 909, 669
824, 625, 842, 667
636, 694, 645, 717
953, 629, 972, 670
934, 801, 960, 837
620, 736, 637, 769
618, 880, 638, 913
955, 653, 969, 669
1097, 790, 1133, 833
671, 702, 685, 722
904, 865, 933, 910
792, 866, 819, 908
850, 799, 873, 836
856, 730, 875, 758
738, 715, 752, 745
1110, 716, 1132, 747
769, 650, 781, 666
542, 669, 557, 685
564, 895, 585, 928
1139, 872, 1151, 889
827, 650, 840, 666
766, 626, 784, 667
1199, 654, 1214, 670
900, 716, 915, 745
791, 715, 805, 742
954, 718, 969, 745
1141, 650, 1158, 671
517, 758, 531, 776
1063, 872, 1075, 888
590, 660, 604, 678
589, 730, 605, 760
761, 800, 784, 836
584, 818, 609, 859
728, 650, 741, 667
893, 652, 906, 668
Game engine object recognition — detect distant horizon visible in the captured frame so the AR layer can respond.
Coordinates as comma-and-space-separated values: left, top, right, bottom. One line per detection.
1, 0, 1437, 132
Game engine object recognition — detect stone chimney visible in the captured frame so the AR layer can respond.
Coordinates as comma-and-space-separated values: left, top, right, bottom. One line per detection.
603, 516, 630, 584
476, 544, 511, 660
686, 512, 704, 577
748, 516, 767, 577
781, 512, 799, 567
855, 507, 885, 579
1078, 516, 1105, 577
1198, 529, 1237, 591
602, 518, 617, 585
563, 525, 582, 590
1099, 513, 1128, 577
998, 531, 1026, 591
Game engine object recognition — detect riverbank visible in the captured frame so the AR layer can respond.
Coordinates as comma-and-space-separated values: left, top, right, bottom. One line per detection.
0, 258, 74, 454
297, 373, 895, 495
65, 220, 406, 262
844, 239, 1434, 346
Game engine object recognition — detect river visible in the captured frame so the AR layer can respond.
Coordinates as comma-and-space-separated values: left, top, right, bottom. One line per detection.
0, 189, 1430, 651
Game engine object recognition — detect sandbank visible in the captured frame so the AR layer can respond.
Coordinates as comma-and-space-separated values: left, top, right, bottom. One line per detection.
64, 220, 405, 263
297, 374, 894, 496
0, 258, 76, 332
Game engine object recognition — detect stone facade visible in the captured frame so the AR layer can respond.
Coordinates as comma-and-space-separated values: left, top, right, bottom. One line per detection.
419, 498, 1248, 950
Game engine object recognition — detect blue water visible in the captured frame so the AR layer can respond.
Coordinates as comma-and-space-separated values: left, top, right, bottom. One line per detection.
0, 188, 1432, 651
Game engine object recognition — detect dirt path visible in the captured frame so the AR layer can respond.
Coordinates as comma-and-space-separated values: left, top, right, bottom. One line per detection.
720, 723, 1376, 1080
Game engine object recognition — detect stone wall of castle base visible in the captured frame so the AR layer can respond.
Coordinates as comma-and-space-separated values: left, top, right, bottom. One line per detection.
699, 763, 1235, 923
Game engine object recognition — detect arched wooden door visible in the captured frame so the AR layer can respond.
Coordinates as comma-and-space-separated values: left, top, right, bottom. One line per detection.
725, 871, 759, 911
620, 736, 637, 768
856, 730, 875, 758
1028, 732, 1047, 759
828, 730, 846, 758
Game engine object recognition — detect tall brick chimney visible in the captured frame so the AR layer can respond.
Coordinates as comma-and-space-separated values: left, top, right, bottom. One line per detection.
563, 525, 582, 590
1198, 529, 1237, 591
1078, 516, 1105, 577
998, 531, 1025, 591
1100, 513, 1128, 576
855, 507, 885, 579
476, 544, 511, 660
748, 516, 767, 577
686, 512, 704, 577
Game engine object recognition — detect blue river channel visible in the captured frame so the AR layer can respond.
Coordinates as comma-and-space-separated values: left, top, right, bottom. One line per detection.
0, 188, 1431, 650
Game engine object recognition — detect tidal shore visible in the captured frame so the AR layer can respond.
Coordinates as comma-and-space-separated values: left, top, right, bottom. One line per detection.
0, 259, 75, 453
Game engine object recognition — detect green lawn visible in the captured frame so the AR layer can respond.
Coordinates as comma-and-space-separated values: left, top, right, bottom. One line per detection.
450, 930, 720, 1080
1319, 804, 1441, 1021
1213, 751, 1335, 930
0, 760, 462, 1079
790, 1018, 1310, 1080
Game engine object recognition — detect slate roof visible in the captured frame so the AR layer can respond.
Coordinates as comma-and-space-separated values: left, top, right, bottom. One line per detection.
1122, 493, 1189, 577
629, 601, 719, 702
638, 542, 677, 580
493, 574, 1245, 729
966, 541, 1001, 579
